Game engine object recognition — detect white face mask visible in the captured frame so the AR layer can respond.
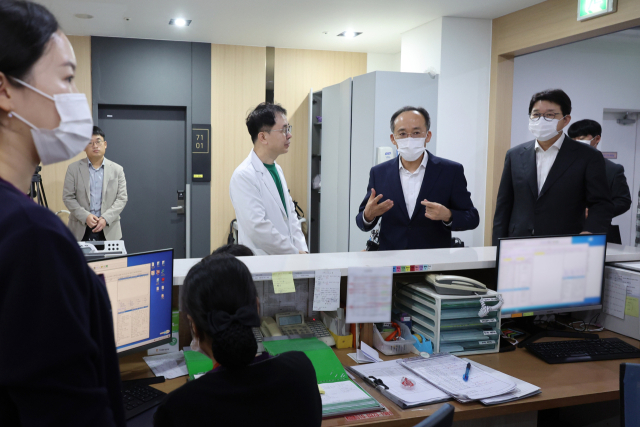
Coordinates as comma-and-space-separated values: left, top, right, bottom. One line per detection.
528, 117, 564, 142
395, 136, 426, 162
577, 138, 593, 144
9, 78, 93, 165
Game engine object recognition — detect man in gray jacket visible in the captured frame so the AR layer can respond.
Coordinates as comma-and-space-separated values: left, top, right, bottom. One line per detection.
63, 126, 127, 241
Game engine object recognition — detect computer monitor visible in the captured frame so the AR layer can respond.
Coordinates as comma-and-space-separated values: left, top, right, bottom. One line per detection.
88, 249, 174, 357
496, 234, 606, 318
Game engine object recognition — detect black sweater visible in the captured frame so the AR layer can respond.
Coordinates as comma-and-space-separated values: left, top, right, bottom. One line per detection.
153, 351, 322, 427
0, 178, 125, 426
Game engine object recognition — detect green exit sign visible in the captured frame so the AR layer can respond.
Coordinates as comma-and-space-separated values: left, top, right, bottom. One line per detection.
577, 0, 617, 21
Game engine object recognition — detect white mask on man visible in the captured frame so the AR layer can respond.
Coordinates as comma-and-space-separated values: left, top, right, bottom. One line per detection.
9, 77, 93, 165
528, 117, 565, 142
395, 136, 426, 162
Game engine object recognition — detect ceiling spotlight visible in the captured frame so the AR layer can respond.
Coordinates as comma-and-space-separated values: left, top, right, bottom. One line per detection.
169, 18, 192, 27
338, 31, 362, 38
74, 13, 93, 19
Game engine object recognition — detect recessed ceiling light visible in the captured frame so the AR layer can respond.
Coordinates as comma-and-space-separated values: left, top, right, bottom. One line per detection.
338, 31, 362, 38
169, 18, 192, 27
74, 13, 93, 19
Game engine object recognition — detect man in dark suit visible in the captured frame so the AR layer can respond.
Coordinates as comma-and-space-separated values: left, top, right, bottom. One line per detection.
355, 106, 479, 250
568, 119, 631, 244
492, 89, 613, 246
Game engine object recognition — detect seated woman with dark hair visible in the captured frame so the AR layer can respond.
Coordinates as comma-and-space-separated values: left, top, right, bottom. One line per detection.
153, 254, 322, 427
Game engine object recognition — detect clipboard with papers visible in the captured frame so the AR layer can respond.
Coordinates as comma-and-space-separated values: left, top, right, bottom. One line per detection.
347, 360, 451, 409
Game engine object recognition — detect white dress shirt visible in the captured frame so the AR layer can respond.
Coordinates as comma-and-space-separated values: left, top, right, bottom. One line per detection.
535, 133, 565, 194
364, 151, 430, 224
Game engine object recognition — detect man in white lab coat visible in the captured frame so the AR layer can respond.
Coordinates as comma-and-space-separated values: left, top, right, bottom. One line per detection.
229, 102, 308, 255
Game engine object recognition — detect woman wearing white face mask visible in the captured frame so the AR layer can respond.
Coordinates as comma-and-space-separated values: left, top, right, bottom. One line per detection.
0, 2, 125, 426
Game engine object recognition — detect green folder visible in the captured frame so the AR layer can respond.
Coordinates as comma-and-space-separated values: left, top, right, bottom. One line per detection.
262, 337, 348, 383
183, 350, 214, 381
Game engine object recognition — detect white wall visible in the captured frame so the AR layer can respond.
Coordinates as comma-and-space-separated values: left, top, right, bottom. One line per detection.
511, 31, 640, 246
400, 17, 492, 247
401, 18, 442, 75
367, 53, 401, 73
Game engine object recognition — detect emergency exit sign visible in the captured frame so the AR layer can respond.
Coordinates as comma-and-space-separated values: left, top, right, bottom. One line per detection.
578, 0, 617, 21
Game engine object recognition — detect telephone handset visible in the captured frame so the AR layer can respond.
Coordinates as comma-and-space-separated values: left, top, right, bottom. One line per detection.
260, 316, 283, 337
425, 274, 488, 295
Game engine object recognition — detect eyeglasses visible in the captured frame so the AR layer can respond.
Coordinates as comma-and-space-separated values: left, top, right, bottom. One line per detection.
265, 125, 292, 136
394, 130, 428, 139
88, 140, 105, 147
529, 112, 562, 121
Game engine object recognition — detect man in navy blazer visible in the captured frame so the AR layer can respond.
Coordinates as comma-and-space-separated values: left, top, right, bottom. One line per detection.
355, 107, 479, 250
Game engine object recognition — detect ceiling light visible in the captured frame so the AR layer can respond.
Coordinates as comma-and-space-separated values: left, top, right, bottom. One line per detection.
338, 31, 362, 38
74, 13, 93, 19
169, 18, 192, 27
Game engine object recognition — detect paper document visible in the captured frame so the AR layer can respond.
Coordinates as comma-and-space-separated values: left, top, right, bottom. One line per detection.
461, 359, 540, 405
400, 354, 516, 401
625, 297, 639, 317
603, 277, 627, 319
272, 271, 296, 294
319, 380, 372, 405
348, 342, 383, 364
313, 269, 341, 311
143, 351, 188, 380
346, 266, 392, 323
349, 360, 449, 405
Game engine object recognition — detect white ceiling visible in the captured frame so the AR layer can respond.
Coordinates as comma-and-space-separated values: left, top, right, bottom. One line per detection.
36, 0, 545, 54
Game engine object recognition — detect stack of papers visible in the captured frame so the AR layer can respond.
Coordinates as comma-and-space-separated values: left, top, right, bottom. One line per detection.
349, 360, 450, 408
319, 380, 384, 418
460, 359, 541, 405
400, 354, 516, 402
143, 351, 188, 380
348, 342, 383, 364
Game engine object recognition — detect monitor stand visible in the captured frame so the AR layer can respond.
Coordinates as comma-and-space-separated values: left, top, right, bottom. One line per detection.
511, 317, 600, 348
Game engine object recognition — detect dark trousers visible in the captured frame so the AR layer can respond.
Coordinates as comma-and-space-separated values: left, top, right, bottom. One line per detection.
82, 226, 106, 242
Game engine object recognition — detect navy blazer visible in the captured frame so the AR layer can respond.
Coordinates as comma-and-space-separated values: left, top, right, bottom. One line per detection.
355, 152, 480, 250
492, 137, 614, 246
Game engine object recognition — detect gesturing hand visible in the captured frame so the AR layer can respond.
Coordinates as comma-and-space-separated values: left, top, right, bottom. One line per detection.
363, 188, 394, 222
421, 200, 452, 222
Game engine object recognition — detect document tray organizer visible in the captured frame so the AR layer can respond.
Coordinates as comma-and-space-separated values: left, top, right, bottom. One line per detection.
393, 282, 502, 356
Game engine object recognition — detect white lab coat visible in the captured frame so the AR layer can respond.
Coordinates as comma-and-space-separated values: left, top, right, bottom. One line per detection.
229, 150, 308, 255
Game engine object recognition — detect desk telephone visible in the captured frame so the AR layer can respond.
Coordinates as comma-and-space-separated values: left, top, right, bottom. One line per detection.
254, 311, 336, 347
425, 274, 488, 295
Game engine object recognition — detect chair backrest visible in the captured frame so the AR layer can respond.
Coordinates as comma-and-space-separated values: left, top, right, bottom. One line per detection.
413, 403, 454, 427
620, 363, 640, 427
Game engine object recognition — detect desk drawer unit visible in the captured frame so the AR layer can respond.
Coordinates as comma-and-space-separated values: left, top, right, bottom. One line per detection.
393, 282, 502, 355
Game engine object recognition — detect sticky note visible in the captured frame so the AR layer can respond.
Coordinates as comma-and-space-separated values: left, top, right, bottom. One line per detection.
272, 271, 295, 294
523, 312, 534, 317
625, 296, 639, 317
318, 385, 325, 395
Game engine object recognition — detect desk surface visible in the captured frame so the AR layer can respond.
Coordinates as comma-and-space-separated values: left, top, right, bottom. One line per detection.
120, 330, 639, 426
172, 244, 640, 285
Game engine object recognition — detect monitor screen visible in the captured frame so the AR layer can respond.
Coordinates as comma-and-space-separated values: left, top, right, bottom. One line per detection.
496, 235, 606, 318
88, 249, 174, 356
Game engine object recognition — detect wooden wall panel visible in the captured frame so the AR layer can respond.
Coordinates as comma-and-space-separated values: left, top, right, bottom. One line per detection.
40, 35, 91, 222
273, 49, 367, 221
484, 0, 640, 245
210, 44, 266, 250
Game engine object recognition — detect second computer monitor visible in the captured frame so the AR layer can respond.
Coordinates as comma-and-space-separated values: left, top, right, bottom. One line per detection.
496, 234, 606, 318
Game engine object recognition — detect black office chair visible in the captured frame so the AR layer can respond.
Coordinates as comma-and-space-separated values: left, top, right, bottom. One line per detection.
620, 363, 640, 426
412, 403, 454, 427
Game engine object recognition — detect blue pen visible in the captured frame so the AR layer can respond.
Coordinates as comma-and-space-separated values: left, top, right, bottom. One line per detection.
463, 362, 471, 382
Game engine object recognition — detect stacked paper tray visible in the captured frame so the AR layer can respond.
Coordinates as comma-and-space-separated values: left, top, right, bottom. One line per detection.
393, 281, 502, 356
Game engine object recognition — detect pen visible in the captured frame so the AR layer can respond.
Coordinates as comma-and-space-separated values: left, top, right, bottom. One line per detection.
463, 362, 471, 382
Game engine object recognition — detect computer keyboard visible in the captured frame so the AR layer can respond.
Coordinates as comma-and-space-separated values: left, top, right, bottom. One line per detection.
525, 338, 640, 364
122, 383, 167, 420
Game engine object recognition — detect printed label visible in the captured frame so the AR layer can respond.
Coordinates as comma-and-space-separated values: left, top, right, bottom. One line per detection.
479, 318, 497, 323
479, 340, 496, 345
480, 297, 498, 302
483, 330, 497, 335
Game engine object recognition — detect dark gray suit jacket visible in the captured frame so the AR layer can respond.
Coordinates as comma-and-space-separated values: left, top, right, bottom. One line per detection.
492, 136, 614, 245
605, 158, 631, 244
